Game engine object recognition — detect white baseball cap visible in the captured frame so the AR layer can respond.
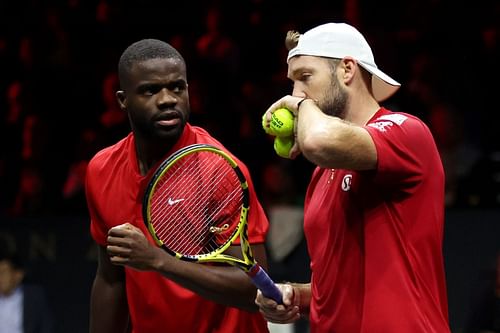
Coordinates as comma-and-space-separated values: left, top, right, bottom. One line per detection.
287, 23, 400, 102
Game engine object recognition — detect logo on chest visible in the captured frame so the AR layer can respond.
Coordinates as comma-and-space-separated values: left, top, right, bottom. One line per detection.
326, 170, 353, 192
341, 174, 353, 191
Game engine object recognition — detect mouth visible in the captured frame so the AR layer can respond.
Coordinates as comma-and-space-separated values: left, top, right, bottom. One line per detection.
153, 110, 182, 127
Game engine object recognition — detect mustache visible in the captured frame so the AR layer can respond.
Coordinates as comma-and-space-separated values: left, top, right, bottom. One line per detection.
152, 109, 183, 121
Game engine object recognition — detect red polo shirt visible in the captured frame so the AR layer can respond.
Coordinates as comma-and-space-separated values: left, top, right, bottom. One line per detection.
86, 124, 269, 333
304, 108, 450, 333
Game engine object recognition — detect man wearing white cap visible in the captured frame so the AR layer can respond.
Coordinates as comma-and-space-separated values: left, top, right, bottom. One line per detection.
257, 23, 451, 332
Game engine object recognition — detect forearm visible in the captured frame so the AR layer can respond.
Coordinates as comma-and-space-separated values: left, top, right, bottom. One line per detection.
106, 224, 265, 312
89, 275, 129, 333
289, 282, 312, 318
155, 252, 258, 312
297, 99, 377, 170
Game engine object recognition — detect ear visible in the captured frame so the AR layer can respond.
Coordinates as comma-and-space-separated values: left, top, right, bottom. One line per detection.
340, 57, 357, 84
116, 90, 126, 110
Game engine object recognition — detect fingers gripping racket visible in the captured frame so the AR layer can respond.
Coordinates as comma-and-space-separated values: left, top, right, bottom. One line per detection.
143, 144, 282, 303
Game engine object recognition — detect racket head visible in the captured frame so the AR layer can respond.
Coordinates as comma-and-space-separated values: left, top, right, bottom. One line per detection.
143, 144, 250, 262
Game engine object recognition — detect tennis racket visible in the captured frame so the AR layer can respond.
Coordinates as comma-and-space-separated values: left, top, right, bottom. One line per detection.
143, 143, 283, 303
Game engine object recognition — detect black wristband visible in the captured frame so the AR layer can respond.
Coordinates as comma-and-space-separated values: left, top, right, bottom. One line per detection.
297, 98, 308, 109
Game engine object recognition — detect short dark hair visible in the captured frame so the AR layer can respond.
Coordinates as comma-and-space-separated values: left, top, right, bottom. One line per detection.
0, 244, 25, 271
118, 39, 185, 88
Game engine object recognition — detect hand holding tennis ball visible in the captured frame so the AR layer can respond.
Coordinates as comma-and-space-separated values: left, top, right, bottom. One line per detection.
270, 108, 295, 137
262, 113, 274, 135
274, 136, 294, 159
262, 107, 295, 158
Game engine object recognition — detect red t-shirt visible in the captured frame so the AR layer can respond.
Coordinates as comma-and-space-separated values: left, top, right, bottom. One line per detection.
304, 108, 450, 333
86, 124, 269, 333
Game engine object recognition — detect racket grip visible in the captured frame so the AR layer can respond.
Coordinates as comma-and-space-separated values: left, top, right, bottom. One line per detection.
248, 265, 283, 304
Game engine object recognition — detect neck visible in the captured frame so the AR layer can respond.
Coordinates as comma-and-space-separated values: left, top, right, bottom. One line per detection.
345, 93, 380, 126
134, 136, 175, 176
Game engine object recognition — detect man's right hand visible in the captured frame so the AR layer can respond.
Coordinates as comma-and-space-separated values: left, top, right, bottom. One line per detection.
255, 283, 301, 324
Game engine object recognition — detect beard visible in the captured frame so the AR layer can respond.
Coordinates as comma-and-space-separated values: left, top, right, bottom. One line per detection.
318, 75, 348, 119
130, 107, 189, 143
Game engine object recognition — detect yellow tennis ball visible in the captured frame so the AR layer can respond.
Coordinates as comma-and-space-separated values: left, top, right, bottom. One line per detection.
270, 108, 294, 137
274, 136, 294, 158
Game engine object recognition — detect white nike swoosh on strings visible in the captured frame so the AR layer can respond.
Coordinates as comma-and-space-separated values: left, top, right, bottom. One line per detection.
167, 198, 185, 206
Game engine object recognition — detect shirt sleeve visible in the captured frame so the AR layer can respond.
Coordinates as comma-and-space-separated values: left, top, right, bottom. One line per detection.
85, 156, 108, 246
364, 113, 437, 193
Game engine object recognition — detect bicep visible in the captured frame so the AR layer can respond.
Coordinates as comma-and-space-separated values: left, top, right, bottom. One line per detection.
299, 115, 377, 170
90, 245, 129, 333
340, 126, 377, 170
96, 244, 125, 283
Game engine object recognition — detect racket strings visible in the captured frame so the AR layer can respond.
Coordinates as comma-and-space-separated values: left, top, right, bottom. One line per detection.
149, 151, 243, 255
185, 175, 242, 253
158, 157, 242, 254
151, 153, 201, 218
153, 153, 228, 241
160, 168, 240, 253
152, 153, 210, 245
169, 184, 242, 254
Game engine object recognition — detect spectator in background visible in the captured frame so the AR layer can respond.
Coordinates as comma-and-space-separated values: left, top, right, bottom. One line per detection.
97, 71, 129, 147
3, 78, 53, 217
260, 160, 311, 333
427, 102, 481, 207
0, 245, 54, 333
194, 2, 242, 147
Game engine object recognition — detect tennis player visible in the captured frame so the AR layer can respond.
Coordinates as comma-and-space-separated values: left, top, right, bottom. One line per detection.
256, 23, 451, 333
85, 39, 270, 333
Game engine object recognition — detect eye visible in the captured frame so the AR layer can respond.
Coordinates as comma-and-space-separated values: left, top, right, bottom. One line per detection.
169, 81, 187, 94
139, 84, 161, 96
299, 73, 312, 82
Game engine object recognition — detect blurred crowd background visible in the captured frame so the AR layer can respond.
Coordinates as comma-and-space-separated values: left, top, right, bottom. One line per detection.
0, 0, 499, 332
1, 0, 499, 217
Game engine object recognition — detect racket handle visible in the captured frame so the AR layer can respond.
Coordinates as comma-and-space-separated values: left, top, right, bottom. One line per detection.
248, 264, 283, 304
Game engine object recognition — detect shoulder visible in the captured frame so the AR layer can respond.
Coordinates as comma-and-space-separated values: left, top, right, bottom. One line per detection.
88, 135, 131, 172
190, 125, 224, 146
191, 125, 244, 161
367, 108, 431, 135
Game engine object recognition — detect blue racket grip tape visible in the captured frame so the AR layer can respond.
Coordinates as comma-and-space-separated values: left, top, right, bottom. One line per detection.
248, 265, 283, 304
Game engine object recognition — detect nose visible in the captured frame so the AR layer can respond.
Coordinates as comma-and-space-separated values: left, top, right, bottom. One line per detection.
157, 88, 177, 107
291, 83, 306, 99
